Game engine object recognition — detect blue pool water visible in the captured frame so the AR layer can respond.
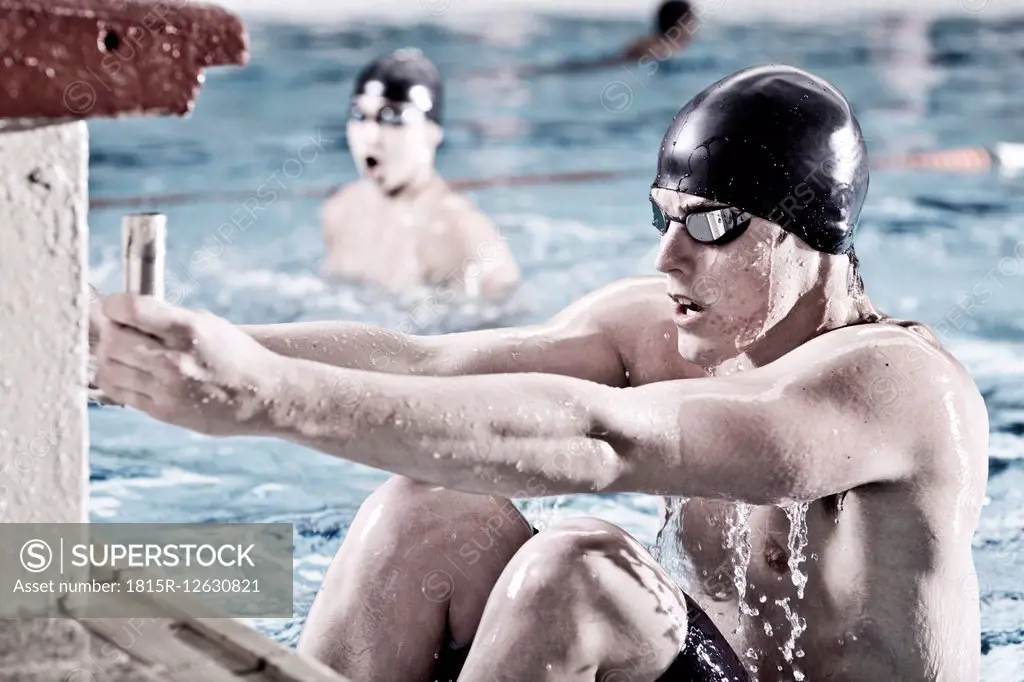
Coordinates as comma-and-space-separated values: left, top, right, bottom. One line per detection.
85, 10, 1024, 677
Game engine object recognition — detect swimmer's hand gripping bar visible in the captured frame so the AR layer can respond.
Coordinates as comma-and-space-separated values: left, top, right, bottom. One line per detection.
88, 213, 167, 406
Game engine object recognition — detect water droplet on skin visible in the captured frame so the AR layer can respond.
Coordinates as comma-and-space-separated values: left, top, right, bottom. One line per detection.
432, 452, 441, 459
201, 398, 209, 404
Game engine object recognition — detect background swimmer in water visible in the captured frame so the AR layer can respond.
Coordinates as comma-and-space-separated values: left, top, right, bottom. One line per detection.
485, 1, 699, 77
621, 1, 698, 61
320, 49, 520, 299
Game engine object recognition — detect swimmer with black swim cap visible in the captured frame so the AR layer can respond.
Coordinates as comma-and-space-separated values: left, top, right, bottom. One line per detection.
621, 0, 697, 61
95, 65, 986, 682
504, 1, 698, 77
649, 63, 872, 368
321, 48, 520, 298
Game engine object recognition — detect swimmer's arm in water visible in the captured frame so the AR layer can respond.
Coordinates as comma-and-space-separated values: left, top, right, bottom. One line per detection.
263, 326, 934, 503
240, 278, 659, 385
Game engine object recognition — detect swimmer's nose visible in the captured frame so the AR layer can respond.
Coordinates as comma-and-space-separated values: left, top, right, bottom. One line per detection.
358, 121, 383, 144
654, 221, 697, 276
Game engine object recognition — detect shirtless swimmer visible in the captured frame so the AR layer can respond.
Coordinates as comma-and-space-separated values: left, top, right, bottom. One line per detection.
92, 64, 989, 681
321, 48, 520, 299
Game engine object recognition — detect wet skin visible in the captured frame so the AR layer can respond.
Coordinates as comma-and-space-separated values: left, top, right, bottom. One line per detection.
91, 191, 989, 681
321, 94, 519, 299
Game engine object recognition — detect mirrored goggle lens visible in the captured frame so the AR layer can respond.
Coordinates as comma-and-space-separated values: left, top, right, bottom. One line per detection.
651, 200, 669, 235
349, 103, 419, 126
685, 209, 752, 244
651, 201, 752, 245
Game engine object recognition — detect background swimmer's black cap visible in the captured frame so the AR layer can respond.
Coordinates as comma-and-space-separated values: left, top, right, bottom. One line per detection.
352, 48, 444, 124
653, 64, 869, 255
657, 1, 693, 36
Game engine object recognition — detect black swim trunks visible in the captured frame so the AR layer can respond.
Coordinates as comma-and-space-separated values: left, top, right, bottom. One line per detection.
433, 528, 750, 682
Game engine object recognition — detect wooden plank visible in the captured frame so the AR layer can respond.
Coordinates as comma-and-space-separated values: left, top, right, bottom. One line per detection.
186, 618, 286, 662
75, 594, 242, 681
77, 614, 208, 673
73, 572, 351, 682
171, 622, 260, 675
159, 658, 249, 682
263, 650, 352, 682
77, 615, 244, 682
184, 619, 351, 682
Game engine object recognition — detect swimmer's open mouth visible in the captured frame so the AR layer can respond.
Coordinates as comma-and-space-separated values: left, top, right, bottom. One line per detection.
365, 156, 379, 170
670, 293, 705, 314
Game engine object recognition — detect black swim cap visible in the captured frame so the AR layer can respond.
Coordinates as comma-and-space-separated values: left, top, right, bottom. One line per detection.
657, 1, 693, 36
352, 48, 444, 125
653, 64, 869, 255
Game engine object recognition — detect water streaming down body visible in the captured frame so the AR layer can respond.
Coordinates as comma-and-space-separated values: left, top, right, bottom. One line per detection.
775, 597, 808, 681
778, 501, 811, 680
651, 496, 689, 582
725, 502, 756, 622
723, 503, 760, 678
783, 501, 810, 599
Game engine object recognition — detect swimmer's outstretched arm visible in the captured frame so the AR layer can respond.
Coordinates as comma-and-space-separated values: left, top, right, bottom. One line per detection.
94, 298, 926, 503
240, 279, 644, 385
259, 325, 927, 504
95, 292, 934, 505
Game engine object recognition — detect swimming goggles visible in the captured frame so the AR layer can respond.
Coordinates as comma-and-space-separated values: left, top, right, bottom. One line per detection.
349, 101, 424, 126
650, 200, 753, 245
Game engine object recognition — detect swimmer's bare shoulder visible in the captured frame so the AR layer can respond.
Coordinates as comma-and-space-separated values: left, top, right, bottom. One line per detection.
777, 317, 988, 493
762, 319, 987, 681
435, 188, 521, 298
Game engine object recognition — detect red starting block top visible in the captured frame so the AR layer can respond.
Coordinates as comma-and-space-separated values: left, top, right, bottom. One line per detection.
0, 0, 248, 120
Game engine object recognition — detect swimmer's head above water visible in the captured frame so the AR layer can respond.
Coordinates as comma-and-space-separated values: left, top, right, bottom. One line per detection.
649, 64, 871, 366
657, 1, 694, 36
347, 48, 444, 195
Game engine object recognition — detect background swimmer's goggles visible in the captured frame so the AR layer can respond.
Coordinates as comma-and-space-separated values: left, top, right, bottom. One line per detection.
349, 101, 425, 126
651, 201, 753, 245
